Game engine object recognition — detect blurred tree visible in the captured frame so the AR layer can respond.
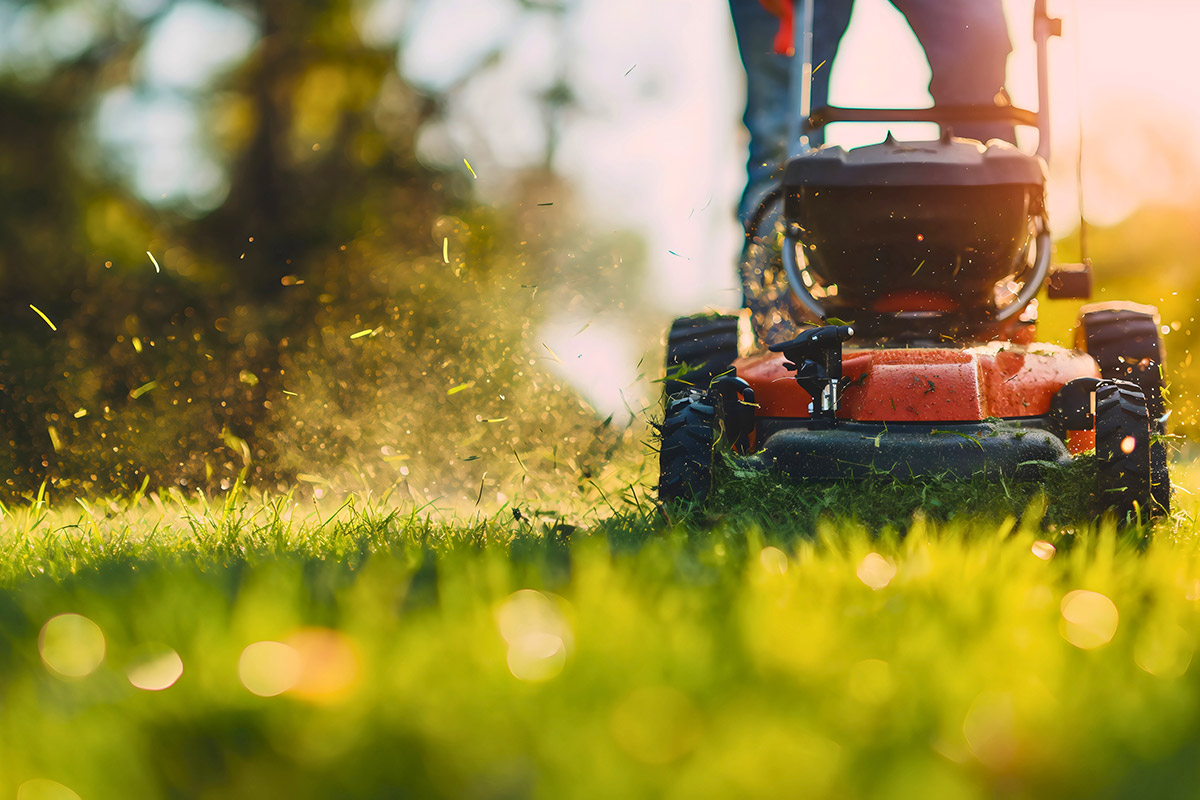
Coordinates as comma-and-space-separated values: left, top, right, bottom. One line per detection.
0, 0, 628, 502
196, 0, 443, 298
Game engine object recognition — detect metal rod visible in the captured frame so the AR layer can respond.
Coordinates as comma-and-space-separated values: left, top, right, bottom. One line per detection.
1072, 0, 1090, 264
781, 227, 827, 320
788, 0, 816, 156
1033, 0, 1055, 161
995, 226, 1054, 321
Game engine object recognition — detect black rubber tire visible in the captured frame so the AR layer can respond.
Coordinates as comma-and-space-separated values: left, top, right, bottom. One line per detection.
1080, 306, 1163, 376
1080, 306, 1170, 514
664, 315, 739, 398
658, 390, 718, 505
1094, 380, 1153, 520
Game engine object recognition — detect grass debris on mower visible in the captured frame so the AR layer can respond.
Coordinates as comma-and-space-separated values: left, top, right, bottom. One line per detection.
658, 3, 1171, 524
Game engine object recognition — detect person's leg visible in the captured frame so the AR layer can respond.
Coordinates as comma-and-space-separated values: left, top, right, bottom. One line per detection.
729, 0, 854, 224
729, 0, 795, 224
890, 0, 1015, 143
730, 0, 854, 342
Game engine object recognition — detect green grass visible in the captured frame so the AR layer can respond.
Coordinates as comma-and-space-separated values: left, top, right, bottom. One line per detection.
4, 464, 1200, 799
701, 449, 1103, 533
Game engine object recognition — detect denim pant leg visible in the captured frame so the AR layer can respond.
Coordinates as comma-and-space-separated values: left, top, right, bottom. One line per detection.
729, 0, 855, 225
729, 0, 793, 225
890, 0, 1014, 143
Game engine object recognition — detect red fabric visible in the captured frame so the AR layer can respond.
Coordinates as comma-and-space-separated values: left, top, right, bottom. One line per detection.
758, 0, 794, 55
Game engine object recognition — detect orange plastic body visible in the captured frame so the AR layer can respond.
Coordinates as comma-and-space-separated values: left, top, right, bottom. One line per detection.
735, 343, 1099, 453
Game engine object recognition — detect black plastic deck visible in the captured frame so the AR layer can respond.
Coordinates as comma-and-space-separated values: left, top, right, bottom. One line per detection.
747, 418, 1070, 481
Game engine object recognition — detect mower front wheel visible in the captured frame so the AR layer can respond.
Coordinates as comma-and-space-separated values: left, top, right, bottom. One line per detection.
1094, 379, 1153, 520
658, 390, 718, 506
664, 315, 739, 399
1080, 304, 1170, 514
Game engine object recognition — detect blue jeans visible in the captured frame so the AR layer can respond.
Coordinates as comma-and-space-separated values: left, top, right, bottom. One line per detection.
730, 0, 1013, 224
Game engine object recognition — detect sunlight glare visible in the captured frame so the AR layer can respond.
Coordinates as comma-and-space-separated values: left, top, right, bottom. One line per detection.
1186, 579, 1200, 602
238, 641, 301, 697
138, 2, 256, 91
1134, 624, 1192, 679
1061, 590, 1119, 649
759, 546, 788, 575
539, 316, 642, 418
127, 649, 184, 691
857, 553, 896, 590
16, 779, 81, 800
1031, 540, 1056, 560
506, 633, 567, 682
497, 589, 573, 682
39, 613, 106, 678
962, 692, 1017, 769
286, 628, 362, 703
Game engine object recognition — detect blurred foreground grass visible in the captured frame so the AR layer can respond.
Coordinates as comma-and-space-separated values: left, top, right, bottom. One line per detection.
5, 462, 1200, 799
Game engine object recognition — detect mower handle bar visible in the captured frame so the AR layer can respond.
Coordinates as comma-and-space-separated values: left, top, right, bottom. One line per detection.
788, 0, 1059, 161
807, 104, 1040, 132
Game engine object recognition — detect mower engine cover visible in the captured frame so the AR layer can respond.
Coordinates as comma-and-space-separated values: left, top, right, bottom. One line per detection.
782, 136, 1047, 327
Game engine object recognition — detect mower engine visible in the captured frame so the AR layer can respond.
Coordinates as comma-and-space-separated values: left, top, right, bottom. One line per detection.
783, 133, 1047, 343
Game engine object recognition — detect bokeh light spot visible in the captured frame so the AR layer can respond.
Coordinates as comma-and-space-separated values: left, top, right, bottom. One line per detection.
238, 641, 301, 697
506, 633, 567, 682
286, 628, 362, 702
127, 649, 184, 691
1031, 540, 1056, 560
39, 614, 106, 678
1134, 624, 1193, 679
1120, 435, 1137, 454
497, 589, 573, 682
1061, 590, 1119, 649
759, 546, 788, 575
857, 553, 896, 590
16, 779, 81, 800
1186, 579, 1200, 602
962, 692, 1017, 769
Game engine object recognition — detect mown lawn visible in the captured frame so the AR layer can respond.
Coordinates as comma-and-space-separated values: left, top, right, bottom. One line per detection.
4, 462, 1200, 799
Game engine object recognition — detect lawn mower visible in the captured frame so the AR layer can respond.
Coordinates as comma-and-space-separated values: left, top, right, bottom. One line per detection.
658, 0, 1171, 520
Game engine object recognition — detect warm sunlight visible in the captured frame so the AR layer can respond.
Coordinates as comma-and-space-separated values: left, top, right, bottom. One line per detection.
5, 1, 1200, 796
823, 0, 1200, 228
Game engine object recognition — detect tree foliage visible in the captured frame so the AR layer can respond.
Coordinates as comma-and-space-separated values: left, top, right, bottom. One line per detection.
0, 0, 635, 503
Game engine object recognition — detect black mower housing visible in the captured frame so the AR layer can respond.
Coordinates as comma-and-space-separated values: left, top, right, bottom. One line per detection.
783, 136, 1047, 321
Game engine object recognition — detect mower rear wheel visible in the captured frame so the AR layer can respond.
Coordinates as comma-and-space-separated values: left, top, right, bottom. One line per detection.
658, 390, 718, 505
1094, 380, 1153, 520
1080, 305, 1163, 376
664, 315, 739, 398
1080, 305, 1170, 514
